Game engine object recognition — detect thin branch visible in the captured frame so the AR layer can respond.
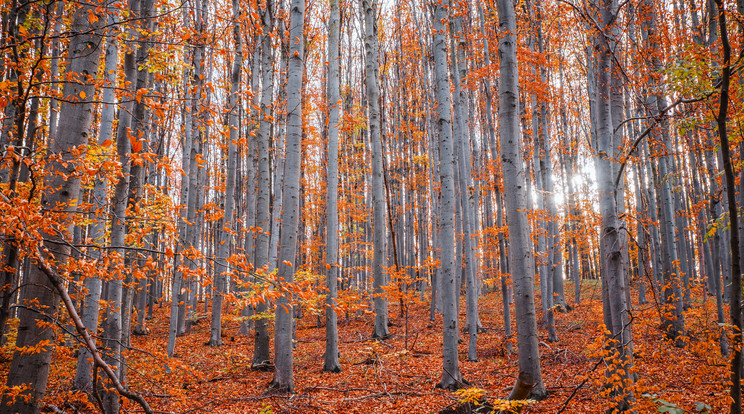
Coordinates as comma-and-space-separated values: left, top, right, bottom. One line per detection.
555, 358, 604, 414
35, 248, 154, 414
612, 94, 710, 189
0, 192, 153, 414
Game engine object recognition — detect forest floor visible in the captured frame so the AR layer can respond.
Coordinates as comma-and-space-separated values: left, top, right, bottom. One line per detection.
2, 280, 731, 413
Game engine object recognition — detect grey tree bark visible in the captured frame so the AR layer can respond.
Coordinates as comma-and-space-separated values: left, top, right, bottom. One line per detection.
449, 11, 479, 362
3, 4, 103, 412
0, 1, 33, 344
100, 0, 144, 409
72, 5, 119, 392
167, 8, 196, 356
239, 39, 261, 336
431, 0, 461, 390
362, 0, 389, 340
184, 0, 209, 335
122, 1, 155, 375
712, 1, 742, 410
129, 0, 156, 340
593, 0, 635, 406
209, 0, 242, 347
323, 0, 342, 373
252, 1, 274, 366
0, 3, 28, 183
476, 3, 512, 346
639, 0, 686, 345
267, 30, 288, 274
271, 0, 304, 392
496, 0, 546, 397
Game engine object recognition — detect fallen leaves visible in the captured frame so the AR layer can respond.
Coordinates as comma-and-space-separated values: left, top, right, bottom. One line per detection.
0, 283, 730, 413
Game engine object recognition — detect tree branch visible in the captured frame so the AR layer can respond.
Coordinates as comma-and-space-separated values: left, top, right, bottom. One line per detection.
0, 192, 153, 414
34, 248, 154, 414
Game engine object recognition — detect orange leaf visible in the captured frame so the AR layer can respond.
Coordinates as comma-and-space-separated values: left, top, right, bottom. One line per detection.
131, 138, 142, 153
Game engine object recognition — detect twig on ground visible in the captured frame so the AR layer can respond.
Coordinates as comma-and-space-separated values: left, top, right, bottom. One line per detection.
556, 359, 604, 414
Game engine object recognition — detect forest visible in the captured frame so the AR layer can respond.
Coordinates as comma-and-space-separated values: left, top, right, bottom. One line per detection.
0, 0, 741, 412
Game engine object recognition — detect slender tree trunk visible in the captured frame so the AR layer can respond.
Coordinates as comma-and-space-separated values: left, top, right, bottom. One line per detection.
594, 0, 635, 406
167, 20, 196, 357
209, 0, 242, 347
252, 2, 274, 366
323, 0, 342, 373
496, 0, 545, 397
477, 4, 512, 344
640, 0, 686, 345
363, 0, 389, 340
73, 7, 120, 391
270, 0, 304, 392
0, 1, 33, 344
713, 2, 741, 411
100, 0, 144, 408
449, 11, 479, 362
267, 29, 288, 272
121, 2, 155, 381
431, 0, 461, 390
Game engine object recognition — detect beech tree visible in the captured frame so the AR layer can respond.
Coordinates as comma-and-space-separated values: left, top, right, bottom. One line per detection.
208, 0, 242, 347
713, 0, 742, 409
271, 0, 305, 392
73, 0, 119, 391
323, 0, 342, 373
449, 1, 479, 362
1, 0, 743, 412
2, 2, 104, 411
252, 0, 275, 368
496, 0, 546, 398
363, 0, 389, 340
639, 0, 685, 346
431, 0, 460, 390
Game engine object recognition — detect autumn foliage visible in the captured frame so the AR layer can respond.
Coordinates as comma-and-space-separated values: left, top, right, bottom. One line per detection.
1, 0, 744, 412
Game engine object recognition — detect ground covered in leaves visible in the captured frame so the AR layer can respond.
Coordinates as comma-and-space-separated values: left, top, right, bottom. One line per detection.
3, 280, 731, 413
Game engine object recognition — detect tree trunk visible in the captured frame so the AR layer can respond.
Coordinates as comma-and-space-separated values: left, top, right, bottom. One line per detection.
496, 0, 546, 397
431, 0, 461, 390
449, 11, 479, 362
252, 3, 274, 366
594, 0, 635, 406
3, 4, 103, 412
639, 0, 686, 345
713, 2, 742, 411
209, 0, 242, 347
100, 0, 144, 408
167, 11, 196, 356
270, 0, 304, 392
73, 7, 120, 392
363, 0, 389, 340
323, 0, 342, 373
